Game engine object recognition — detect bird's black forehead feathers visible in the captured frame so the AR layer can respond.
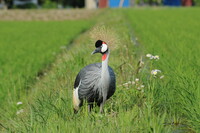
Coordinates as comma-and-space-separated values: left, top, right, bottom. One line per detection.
95, 40, 103, 48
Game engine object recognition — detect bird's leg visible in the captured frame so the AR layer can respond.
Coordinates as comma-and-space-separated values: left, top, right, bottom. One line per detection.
100, 96, 107, 113
88, 104, 93, 113
88, 104, 91, 112
100, 103, 104, 113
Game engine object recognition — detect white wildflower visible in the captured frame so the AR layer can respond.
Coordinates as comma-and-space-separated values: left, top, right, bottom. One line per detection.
137, 87, 141, 90
146, 54, 160, 60
135, 78, 139, 82
129, 81, 135, 85
16, 109, 24, 115
151, 69, 161, 76
160, 75, 164, 79
123, 82, 129, 87
150, 56, 154, 59
156, 69, 161, 72
17, 102, 23, 105
122, 81, 135, 87
151, 70, 157, 75
141, 85, 145, 88
146, 54, 152, 58
154, 55, 160, 60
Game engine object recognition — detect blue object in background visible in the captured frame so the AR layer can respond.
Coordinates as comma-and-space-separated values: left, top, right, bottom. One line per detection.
109, 0, 130, 8
163, 0, 181, 6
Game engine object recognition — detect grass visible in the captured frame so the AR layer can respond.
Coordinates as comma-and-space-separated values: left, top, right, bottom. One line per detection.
0, 21, 92, 108
125, 8, 200, 131
1, 10, 144, 132
1, 8, 200, 132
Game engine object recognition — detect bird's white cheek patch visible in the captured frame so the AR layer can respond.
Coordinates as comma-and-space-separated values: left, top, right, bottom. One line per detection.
101, 44, 108, 53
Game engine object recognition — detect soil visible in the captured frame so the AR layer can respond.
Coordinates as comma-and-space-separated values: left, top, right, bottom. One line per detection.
0, 9, 102, 21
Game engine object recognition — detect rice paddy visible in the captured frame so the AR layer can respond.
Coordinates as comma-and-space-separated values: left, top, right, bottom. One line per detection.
0, 21, 92, 106
0, 8, 200, 132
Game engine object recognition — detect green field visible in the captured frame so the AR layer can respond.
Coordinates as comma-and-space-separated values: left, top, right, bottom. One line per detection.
125, 8, 200, 131
0, 21, 91, 104
1, 8, 200, 132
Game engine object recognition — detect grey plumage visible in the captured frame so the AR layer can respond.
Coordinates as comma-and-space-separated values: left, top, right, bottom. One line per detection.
73, 40, 116, 113
74, 63, 116, 106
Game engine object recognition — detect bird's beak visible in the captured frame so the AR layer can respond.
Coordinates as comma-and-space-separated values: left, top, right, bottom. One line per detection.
91, 47, 101, 55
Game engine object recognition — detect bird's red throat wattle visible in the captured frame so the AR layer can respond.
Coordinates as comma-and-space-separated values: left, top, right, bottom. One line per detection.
102, 54, 107, 61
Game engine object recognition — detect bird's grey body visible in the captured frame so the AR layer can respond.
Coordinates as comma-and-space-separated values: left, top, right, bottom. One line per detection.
74, 63, 116, 106
73, 40, 116, 113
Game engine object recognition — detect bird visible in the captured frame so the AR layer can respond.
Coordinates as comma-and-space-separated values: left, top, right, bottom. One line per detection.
73, 40, 116, 113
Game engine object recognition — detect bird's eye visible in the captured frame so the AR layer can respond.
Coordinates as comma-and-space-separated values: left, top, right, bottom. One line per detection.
101, 44, 108, 53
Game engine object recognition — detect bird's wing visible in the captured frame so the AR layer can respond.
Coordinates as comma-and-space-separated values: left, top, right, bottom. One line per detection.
74, 63, 102, 100
107, 66, 116, 99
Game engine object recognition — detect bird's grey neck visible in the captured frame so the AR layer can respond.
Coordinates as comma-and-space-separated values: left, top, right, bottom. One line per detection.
100, 49, 110, 102
100, 49, 110, 91
101, 50, 110, 76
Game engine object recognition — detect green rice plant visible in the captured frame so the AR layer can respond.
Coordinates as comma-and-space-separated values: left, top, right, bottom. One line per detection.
125, 7, 200, 132
0, 21, 92, 108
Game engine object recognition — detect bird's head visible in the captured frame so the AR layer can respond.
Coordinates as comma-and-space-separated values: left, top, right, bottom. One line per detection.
91, 40, 108, 55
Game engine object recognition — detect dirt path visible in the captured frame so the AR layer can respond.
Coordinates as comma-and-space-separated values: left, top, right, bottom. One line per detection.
0, 9, 102, 21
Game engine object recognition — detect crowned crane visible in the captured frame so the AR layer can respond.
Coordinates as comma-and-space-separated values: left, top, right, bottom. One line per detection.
73, 40, 116, 113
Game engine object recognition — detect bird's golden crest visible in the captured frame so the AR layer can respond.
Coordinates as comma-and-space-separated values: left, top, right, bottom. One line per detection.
89, 25, 119, 50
